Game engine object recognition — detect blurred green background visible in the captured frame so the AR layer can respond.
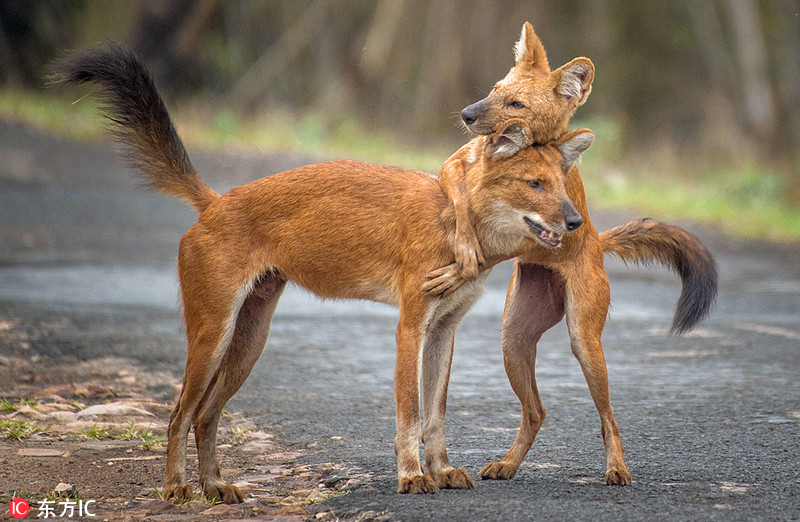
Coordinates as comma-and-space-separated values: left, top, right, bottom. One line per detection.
1, 0, 799, 240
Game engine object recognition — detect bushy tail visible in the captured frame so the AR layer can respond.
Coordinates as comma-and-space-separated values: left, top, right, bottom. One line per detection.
49, 46, 219, 213
600, 218, 718, 335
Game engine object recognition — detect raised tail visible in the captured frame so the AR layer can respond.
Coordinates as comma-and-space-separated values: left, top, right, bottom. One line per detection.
49, 46, 219, 213
599, 218, 718, 335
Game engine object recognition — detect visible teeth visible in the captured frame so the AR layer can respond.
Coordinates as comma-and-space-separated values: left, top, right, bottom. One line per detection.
539, 229, 561, 243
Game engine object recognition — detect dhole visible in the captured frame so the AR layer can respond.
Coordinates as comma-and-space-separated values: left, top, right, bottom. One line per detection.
53, 47, 594, 501
427, 22, 718, 486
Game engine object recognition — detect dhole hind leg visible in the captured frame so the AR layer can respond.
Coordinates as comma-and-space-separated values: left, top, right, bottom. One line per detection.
164, 232, 269, 501
564, 257, 631, 485
164, 290, 242, 502
193, 274, 286, 503
481, 263, 566, 480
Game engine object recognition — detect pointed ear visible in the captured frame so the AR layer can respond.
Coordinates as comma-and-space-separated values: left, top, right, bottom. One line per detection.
487, 119, 532, 159
514, 21, 550, 73
554, 128, 594, 170
554, 58, 595, 107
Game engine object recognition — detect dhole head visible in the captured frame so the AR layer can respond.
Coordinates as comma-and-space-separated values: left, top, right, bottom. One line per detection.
461, 21, 594, 144
474, 119, 593, 250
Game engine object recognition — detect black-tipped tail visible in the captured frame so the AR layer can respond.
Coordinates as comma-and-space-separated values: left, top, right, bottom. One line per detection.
49, 45, 218, 212
600, 218, 718, 335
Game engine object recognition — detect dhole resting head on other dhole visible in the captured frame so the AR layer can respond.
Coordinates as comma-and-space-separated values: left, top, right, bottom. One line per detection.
51, 44, 593, 501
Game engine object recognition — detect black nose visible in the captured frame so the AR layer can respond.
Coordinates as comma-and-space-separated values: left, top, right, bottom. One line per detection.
565, 213, 583, 231
563, 202, 583, 231
461, 107, 477, 125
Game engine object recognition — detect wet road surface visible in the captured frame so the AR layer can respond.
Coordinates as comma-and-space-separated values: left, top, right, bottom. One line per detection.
2, 121, 799, 520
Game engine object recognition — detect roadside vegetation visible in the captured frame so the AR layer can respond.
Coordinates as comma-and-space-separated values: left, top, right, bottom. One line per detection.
2, 87, 798, 242
0, 418, 44, 441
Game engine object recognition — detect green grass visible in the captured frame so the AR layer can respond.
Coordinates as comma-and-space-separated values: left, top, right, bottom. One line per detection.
42, 488, 83, 502
0, 397, 18, 413
2, 87, 798, 242
226, 426, 251, 445
80, 421, 166, 447
20, 398, 38, 409
581, 158, 800, 242
0, 87, 444, 174
0, 419, 43, 441
1, 491, 31, 504
0, 87, 103, 140
181, 106, 447, 174
118, 421, 141, 440
134, 426, 166, 450
155, 488, 219, 506
81, 423, 111, 440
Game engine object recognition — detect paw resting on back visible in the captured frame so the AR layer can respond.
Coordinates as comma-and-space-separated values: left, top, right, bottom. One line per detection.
454, 241, 484, 280
422, 263, 467, 298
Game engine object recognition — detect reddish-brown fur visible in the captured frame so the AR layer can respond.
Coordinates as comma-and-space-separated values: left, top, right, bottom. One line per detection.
428, 22, 717, 485
52, 47, 596, 501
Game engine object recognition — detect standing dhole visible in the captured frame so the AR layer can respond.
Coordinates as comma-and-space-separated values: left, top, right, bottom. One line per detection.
426, 22, 718, 486
52, 47, 596, 501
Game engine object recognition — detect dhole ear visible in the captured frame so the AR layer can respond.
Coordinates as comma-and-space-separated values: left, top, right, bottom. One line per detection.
554, 58, 595, 107
554, 128, 594, 170
487, 119, 532, 159
514, 21, 550, 73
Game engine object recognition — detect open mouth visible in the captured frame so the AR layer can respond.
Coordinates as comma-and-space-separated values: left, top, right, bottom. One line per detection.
524, 217, 562, 247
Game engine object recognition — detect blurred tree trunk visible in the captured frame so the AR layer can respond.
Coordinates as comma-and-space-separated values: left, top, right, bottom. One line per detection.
3, 0, 789, 166
172, 0, 221, 58
359, 0, 405, 82
577, 0, 616, 115
686, 1, 748, 157
228, 0, 331, 110
770, 0, 800, 166
413, 0, 464, 127
0, 1, 76, 87
725, 0, 777, 151
128, 0, 221, 95
686, 2, 734, 92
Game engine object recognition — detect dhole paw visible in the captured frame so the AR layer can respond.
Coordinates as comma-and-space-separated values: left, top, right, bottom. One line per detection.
204, 480, 245, 503
605, 468, 632, 486
397, 474, 438, 494
454, 243, 482, 280
434, 467, 476, 489
479, 461, 519, 480
422, 263, 466, 298
163, 483, 193, 501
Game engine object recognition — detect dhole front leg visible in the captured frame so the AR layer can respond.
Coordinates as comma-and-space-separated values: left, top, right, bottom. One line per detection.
421, 327, 475, 490
481, 262, 566, 480
439, 158, 485, 281
564, 258, 631, 486
394, 307, 436, 494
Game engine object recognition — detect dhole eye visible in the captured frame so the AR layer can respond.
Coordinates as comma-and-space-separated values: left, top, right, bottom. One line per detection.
527, 180, 542, 191
509, 101, 525, 109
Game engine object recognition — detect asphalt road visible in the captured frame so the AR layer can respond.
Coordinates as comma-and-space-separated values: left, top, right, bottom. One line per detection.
2, 120, 799, 521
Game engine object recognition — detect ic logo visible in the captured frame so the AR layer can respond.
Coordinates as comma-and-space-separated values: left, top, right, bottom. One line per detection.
9, 498, 29, 519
